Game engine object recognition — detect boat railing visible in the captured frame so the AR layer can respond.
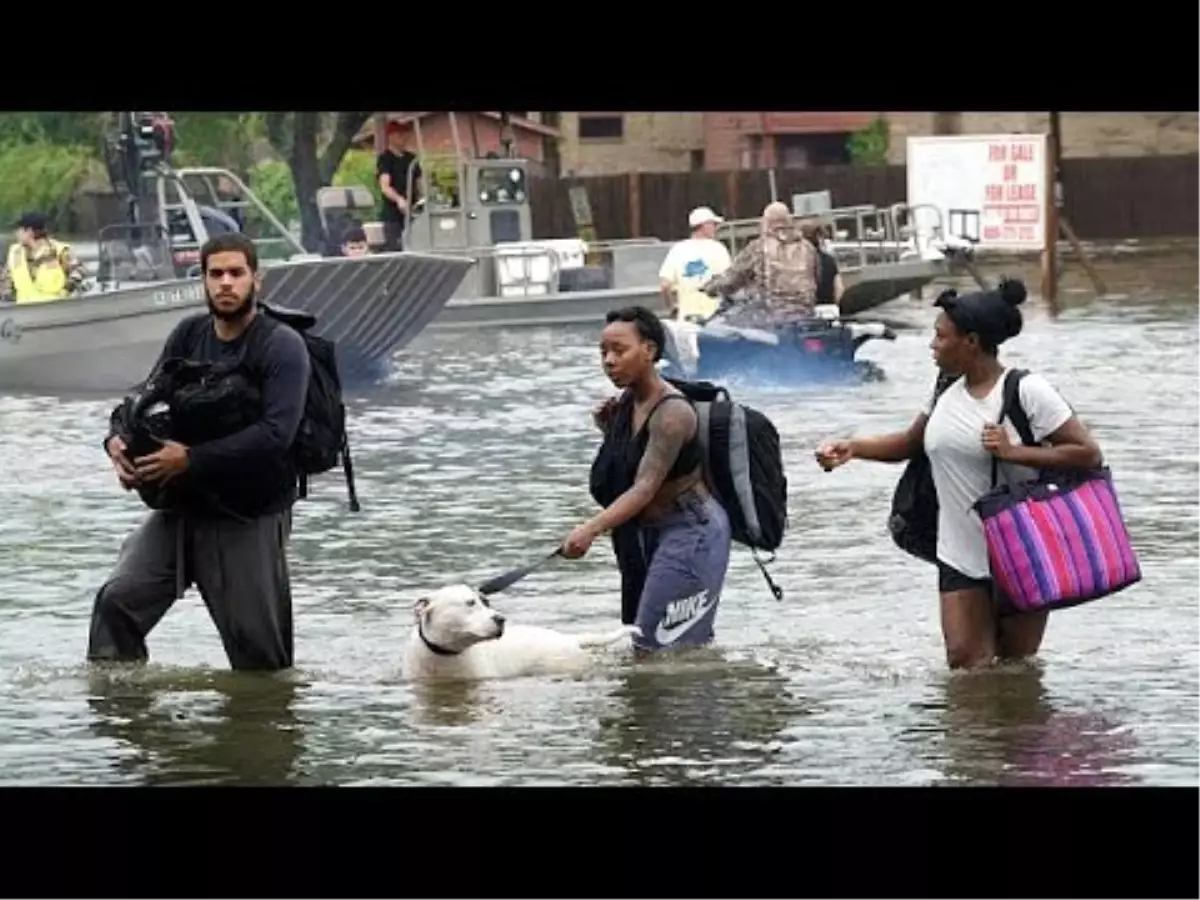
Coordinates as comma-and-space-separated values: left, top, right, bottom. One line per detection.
94, 222, 179, 290
716, 201, 952, 273
490, 242, 563, 297
152, 165, 307, 259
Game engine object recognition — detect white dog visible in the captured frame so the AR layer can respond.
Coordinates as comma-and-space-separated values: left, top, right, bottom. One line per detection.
402, 583, 639, 682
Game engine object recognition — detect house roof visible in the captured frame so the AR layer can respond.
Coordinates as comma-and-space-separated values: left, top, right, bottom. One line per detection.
352, 112, 560, 145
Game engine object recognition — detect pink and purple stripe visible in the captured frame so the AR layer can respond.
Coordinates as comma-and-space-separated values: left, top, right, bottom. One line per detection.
980, 473, 1140, 612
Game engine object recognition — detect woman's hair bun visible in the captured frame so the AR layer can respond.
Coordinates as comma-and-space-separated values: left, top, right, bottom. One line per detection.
997, 277, 1028, 307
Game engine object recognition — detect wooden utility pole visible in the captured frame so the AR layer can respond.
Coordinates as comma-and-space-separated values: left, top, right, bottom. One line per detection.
1042, 112, 1106, 315
1041, 123, 1060, 315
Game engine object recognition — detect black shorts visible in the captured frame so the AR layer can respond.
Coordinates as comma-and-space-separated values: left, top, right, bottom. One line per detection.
937, 560, 993, 594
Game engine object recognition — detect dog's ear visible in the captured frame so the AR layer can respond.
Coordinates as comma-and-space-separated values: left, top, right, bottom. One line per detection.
413, 597, 430, 621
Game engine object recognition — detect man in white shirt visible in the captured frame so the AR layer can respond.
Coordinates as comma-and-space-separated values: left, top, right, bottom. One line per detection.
658, 206, 733, 321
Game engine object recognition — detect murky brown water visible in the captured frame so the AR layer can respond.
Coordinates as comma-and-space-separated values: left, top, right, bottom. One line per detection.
0, 255, 1195, 786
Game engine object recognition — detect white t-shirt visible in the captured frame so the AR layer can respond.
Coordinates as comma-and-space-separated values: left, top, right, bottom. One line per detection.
658, 237, 733, 320
923, 369, 1074, 579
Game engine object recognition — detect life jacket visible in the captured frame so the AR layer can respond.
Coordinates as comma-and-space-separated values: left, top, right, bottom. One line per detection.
7, 240, 72, 303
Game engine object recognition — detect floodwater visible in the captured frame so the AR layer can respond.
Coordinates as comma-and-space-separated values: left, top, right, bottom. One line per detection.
0, 258, 1196, 786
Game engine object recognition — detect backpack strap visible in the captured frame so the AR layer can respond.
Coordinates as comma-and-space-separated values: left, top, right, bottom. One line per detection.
991, 368, 1038, 486
1000, 368, 1037, 447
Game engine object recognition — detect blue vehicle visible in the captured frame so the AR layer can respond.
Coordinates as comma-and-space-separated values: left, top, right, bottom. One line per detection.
658, 300, 897, 387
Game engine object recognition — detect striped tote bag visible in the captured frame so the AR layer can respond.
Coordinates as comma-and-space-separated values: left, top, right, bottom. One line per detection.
975, 466, 1141, 614
974, 370, 1141, 614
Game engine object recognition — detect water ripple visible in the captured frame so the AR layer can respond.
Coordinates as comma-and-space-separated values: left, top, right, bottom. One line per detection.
0, 293, 1194, 786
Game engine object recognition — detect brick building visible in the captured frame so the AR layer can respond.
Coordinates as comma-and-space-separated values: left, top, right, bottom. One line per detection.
351, 112, 560, 174
555, 112, 707, 175
346, 111, 1199, 177
554, 111, 878, 174
883, 112, 1198, 163
551, 111, 1198, 176
701, 112, 879, 169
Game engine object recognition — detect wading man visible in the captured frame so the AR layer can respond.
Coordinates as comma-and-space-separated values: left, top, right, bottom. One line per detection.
89, 232, 310, 671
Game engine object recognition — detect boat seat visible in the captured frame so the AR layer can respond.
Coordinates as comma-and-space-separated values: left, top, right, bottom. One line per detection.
493, 242, 559, 297
317, 185, 379, 251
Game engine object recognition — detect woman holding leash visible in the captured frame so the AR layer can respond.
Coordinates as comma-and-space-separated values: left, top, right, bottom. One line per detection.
815, 279, 1104, 670
561, 305, 733, 655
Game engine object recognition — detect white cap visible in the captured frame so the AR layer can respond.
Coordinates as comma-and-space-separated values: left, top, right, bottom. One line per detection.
688, 206, 724, 228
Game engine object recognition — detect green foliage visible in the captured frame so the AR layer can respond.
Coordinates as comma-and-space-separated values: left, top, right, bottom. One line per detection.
0, 112, 384, 242
847, 117, 890, 166
169, 112, 267, 176
247, 159, 299, 227
247, 149, 390, 227
332, 149, 382, 207
0, 112, 111, 152
0, 142, 106, 231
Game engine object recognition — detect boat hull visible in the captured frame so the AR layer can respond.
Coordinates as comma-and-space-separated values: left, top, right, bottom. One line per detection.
0, 251, 474, 395
659, 317, 895, 387
429, 285, 666, 330
424, 255, 945, 330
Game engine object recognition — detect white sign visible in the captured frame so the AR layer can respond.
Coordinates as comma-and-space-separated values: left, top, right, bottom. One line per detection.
792, 190, 832, 217
906, 133, 1048, 250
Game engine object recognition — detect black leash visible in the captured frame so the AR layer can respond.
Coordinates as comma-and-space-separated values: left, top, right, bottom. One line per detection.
477, 547, 563, 597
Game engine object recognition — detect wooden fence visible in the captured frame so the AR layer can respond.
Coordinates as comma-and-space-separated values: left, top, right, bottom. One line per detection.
528, 154, 1199, 244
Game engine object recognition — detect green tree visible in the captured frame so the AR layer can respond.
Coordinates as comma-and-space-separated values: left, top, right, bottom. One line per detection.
847, 117, 890, 166
263, 112, 373, 251
169, 112, 268, 177
0, 112, 111, 151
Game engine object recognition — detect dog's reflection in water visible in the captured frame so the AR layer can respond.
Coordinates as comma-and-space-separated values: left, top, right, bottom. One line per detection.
593, 646, 808, 785
407, 678, 488, 727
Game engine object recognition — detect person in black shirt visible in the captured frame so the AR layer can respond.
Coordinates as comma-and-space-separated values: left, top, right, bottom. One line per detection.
89, 232, 310, 672
801, 220, 845, 306
376, 121, 423, 251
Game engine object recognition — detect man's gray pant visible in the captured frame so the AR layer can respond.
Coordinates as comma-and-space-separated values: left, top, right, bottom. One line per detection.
87, 508, 295, 671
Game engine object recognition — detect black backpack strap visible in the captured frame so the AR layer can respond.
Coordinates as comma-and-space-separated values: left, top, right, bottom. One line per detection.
341, 427, 360, 512
991, 368, 1037, 486
646, 392, 693, 418
180, 312, 212, 357
1000, 368, 1037, 446
751, 548, 784, 601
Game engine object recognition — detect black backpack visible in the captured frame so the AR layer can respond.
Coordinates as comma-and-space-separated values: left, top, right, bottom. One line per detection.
182, 305, 361, 512
888, 368, 1036, 564
664, 377, 788, 600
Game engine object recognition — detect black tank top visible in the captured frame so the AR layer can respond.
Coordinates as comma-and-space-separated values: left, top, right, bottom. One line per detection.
816, 250, 838, 303
589, 390, 704, 508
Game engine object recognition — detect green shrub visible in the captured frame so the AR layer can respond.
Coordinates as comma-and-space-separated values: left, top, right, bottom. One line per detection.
847, 117, 890, 166
246, 158, 299, 228
248, 150, 384, 231
0, 142, 107, 231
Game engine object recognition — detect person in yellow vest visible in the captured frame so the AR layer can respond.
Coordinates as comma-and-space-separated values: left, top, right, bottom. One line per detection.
657, 206, 733, 322
1, 212, 88, 304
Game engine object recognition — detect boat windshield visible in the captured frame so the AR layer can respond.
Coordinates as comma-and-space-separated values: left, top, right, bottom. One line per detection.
476, 166, 527, 205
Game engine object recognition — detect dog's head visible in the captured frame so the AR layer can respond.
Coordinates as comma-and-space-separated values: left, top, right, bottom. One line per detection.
413, 583, 506, 653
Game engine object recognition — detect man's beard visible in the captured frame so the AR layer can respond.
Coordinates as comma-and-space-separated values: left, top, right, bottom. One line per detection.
206, 285, 256, 322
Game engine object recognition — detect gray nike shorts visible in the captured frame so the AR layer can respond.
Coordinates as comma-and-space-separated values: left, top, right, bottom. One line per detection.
633, 493, 732, 652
